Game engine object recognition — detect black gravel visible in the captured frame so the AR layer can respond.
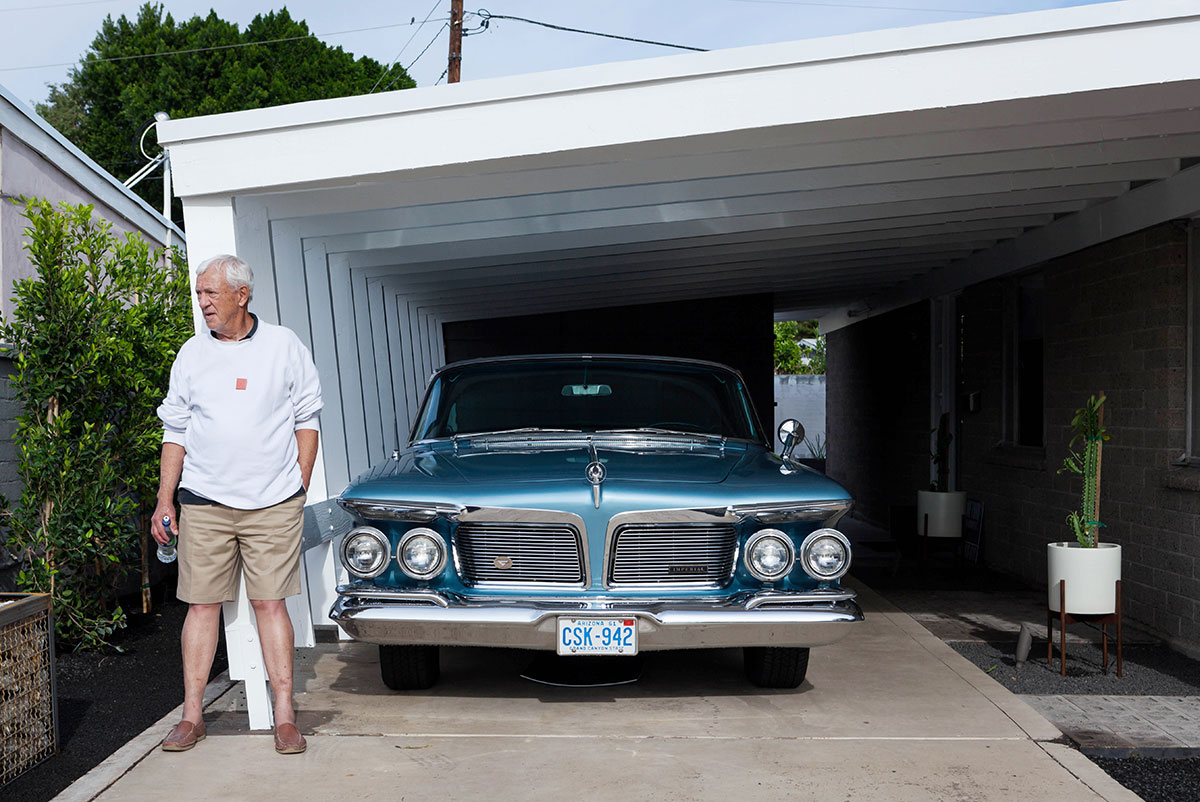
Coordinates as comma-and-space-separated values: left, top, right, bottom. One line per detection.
949, 640, 1200, 696
1088, 757, 1200, 802
2, 590, 227, 802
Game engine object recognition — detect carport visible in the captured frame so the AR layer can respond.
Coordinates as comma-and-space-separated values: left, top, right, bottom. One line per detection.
158, 0, 1200, 725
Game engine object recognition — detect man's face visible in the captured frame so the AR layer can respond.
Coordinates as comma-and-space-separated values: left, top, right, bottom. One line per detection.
195, 267, 249, 337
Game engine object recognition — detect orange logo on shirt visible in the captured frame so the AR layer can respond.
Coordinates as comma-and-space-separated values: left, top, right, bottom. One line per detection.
235, 378, 248, 390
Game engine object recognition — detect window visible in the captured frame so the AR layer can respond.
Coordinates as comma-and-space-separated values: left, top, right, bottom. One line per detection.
1006, 272, 1044, 448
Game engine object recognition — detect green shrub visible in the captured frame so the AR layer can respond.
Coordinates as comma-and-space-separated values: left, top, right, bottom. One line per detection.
773, 321, 825, 375
0, 199, 190, 649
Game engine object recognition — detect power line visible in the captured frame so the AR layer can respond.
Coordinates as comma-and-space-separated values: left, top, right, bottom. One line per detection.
0, 0, 121, 12
370, 0, 443, 93
380, 21, 448, 93
0, 18, 447, 73
470, 10, 707, 52
718, 0, 1011, 15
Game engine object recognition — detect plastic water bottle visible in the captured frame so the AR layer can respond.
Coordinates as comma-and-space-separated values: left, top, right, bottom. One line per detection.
157, 515, 178, 564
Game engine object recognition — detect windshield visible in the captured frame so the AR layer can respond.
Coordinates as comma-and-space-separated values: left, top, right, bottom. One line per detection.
411, 359, 763, 443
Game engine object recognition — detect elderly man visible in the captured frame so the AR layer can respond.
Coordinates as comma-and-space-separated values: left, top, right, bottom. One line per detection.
152, 254, 323, 755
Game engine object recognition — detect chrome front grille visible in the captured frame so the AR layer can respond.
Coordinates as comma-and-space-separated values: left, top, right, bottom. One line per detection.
455, 522, 585, 585
609, 524, 738, 586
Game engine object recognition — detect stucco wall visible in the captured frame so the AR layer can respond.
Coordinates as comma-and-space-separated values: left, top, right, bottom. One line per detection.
0, 129, 171, 318
774, 374, 826, 456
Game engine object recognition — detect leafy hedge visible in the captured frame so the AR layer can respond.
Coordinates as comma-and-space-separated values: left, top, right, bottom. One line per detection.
0, 200, 190, 649
773, 321, 825, 375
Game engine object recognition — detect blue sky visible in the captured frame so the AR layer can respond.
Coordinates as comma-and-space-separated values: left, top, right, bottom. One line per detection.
0, 0, 1112, 106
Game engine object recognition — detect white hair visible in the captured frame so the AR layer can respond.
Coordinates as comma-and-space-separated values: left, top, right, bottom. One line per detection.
197, 254, 254, 301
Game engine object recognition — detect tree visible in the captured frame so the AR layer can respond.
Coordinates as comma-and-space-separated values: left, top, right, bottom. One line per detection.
37, 3, 414, 216
0, 200, 191, 648
773, 321, 824, 375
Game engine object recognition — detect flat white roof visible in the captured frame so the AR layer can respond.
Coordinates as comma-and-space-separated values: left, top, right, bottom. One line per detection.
159, 0, 1200, 324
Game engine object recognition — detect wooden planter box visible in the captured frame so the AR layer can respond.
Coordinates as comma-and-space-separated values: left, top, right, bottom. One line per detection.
0, 593, 58, 787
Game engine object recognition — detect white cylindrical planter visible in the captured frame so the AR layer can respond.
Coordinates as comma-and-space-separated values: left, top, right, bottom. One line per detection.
916, 490, 966, 538
1047, 542, 1122, 614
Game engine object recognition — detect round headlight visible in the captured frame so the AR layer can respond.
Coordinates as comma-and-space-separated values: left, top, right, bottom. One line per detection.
340, 527, 390, 579
397, 527, 447, 580
800, 528, 851, 581
744, 529, 795, 581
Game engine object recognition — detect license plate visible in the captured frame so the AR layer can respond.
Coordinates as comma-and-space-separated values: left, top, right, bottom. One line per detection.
556, 617, 638, 656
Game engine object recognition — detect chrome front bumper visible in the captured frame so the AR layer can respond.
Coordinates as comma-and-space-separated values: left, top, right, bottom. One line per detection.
329, 587, 863, 650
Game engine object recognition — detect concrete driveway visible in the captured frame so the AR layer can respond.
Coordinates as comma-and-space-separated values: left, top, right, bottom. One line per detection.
68, 582, 1140, 802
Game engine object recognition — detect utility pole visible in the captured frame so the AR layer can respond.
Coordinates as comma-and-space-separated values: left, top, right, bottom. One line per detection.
448, 0, 464, 83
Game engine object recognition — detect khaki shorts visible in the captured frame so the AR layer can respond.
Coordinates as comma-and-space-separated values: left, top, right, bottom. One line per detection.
177, 496, 306, 604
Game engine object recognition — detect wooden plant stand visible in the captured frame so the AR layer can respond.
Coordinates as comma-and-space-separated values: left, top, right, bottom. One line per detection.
1047, 579, 1122, 677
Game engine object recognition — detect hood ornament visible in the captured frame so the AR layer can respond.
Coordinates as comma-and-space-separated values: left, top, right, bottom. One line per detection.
586, 440, 606, 509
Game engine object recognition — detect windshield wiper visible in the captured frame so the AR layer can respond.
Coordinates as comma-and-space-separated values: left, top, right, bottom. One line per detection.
595, 427, 715, 437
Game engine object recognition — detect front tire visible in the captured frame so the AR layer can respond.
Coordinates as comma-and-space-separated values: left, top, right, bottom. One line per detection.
379, 644, 440, 690
743, 646, 810, 688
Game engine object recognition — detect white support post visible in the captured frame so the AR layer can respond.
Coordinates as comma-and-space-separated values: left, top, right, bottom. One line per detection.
222, 574, 274, 731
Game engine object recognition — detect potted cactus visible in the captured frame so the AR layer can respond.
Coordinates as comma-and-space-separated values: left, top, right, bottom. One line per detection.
916, 412, 966, 538
1048, 393, 1121, 614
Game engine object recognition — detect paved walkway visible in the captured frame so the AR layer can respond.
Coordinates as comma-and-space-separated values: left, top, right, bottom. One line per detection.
849, 521, 1200, 760
53, 580, 1140, 802
1025, 696, 1200, 756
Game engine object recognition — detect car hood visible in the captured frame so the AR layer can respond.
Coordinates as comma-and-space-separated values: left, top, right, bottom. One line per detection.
340, 436, 851, 512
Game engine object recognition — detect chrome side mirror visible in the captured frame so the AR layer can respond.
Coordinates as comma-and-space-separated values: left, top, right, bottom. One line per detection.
777, 419, 805, 459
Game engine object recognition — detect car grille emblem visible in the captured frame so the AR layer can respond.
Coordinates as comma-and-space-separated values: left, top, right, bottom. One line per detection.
585, 459, 607, 509
493, 556, 514, 570
668, 565, 708, 575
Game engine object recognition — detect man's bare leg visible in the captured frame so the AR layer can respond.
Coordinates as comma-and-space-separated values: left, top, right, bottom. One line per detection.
249, 598, 296, 724
181, 603, 222, 724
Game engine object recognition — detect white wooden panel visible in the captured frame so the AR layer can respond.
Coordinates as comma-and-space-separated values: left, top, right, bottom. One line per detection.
349, 266, 387, 464
301, 241, 350, 494
329, 254, 372, 476
231, 199, 280, 324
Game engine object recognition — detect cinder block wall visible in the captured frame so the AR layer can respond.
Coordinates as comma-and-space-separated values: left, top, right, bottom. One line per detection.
825, 302, 930, 528
958, 222, 1199, 651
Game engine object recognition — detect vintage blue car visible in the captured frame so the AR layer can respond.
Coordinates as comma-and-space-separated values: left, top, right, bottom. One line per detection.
331, 355, 862, 689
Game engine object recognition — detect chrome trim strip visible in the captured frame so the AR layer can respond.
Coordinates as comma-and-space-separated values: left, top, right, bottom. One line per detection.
338, 497, 465, 522
335, 587, 856, 608
334, 587, 451, 608
743, 589, 856, 609
729, 499, 853, 524
330, 590, 863, 650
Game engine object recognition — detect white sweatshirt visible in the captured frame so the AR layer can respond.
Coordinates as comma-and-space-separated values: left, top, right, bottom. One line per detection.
157, 318, 323, 510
